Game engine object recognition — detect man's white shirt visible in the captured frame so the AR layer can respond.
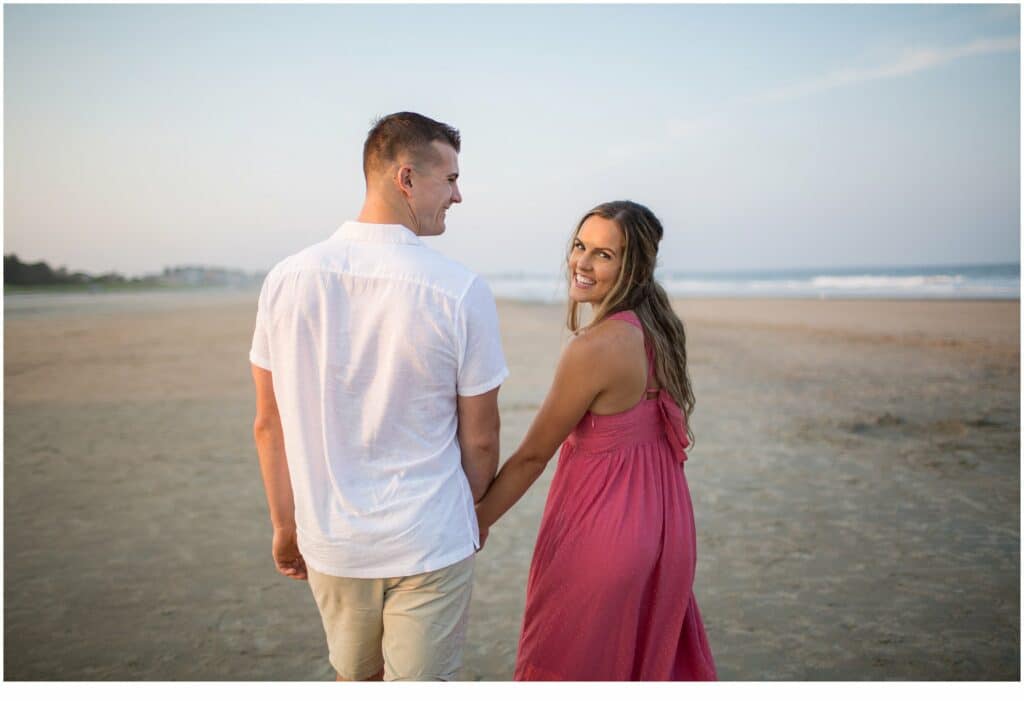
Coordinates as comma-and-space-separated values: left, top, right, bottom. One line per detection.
250, 222, 508, 578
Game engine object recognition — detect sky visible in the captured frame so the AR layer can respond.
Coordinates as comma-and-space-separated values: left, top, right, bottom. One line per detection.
3, 2, 1021, 277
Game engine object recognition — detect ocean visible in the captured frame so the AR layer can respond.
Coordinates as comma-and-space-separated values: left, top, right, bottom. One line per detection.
483, 263, 1021, 303
4, 263, 1018, 312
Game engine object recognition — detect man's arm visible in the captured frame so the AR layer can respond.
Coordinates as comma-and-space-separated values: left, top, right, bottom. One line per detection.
251, 364, 306, 580
457, 386, 501, 503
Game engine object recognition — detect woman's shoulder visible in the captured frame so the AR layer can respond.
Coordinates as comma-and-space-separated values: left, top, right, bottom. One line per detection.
566, 314, 645, 363
561, 314, 650, 409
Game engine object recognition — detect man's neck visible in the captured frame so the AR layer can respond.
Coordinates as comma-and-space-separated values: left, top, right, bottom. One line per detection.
357, 195, 417, 233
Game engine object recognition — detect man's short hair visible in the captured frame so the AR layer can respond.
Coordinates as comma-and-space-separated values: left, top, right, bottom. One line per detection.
363, 112, 461, 178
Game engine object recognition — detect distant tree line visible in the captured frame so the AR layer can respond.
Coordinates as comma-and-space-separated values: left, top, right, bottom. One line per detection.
3, 254, 128, 286
4, 254, 264, 289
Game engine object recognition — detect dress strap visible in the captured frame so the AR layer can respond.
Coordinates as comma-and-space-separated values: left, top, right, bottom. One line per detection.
607, 310, 659, 396
643, 338, 659, 396
605, 309, 642, 329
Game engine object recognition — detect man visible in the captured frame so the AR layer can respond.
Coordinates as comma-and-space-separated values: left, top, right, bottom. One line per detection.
250, 112, 507, 681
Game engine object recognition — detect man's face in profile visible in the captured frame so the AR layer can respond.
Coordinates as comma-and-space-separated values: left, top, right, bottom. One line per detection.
408, 142, 462, 236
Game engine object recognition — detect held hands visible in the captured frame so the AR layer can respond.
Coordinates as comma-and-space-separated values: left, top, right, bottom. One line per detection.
475, 504, 490, 552
272, 526, 307, 580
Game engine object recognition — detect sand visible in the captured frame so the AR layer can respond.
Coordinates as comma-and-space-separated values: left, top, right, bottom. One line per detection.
3, 291, 1019, 680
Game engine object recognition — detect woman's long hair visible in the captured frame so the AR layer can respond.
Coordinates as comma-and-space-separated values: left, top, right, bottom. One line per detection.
565, 200, 695, 443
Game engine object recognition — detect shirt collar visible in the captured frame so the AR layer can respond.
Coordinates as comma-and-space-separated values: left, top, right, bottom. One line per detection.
333, 221, 424, 247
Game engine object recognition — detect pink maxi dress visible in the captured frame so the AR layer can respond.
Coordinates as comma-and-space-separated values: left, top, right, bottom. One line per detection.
513, 310, 717, 681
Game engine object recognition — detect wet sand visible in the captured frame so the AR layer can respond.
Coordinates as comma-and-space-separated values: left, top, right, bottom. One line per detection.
3, 292, 1019, 680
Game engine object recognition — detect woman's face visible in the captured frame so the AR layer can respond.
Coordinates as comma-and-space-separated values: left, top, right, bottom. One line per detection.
568, 215, 625, 305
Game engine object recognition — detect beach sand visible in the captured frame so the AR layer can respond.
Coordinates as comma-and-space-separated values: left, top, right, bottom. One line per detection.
3, 292, 1019, 680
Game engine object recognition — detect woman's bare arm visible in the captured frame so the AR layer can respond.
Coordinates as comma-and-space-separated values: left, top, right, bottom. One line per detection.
475, 331, 612, 530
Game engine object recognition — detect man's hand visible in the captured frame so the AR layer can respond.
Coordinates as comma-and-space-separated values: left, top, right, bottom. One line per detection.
272, 526, 307, 580
253, 365, 305, 580
475, 503, 490, 552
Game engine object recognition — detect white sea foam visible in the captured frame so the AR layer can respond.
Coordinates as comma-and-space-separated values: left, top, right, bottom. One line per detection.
660, 275, 1017, 299
482, 268, 1019, 301
486, 276, 566, 303
809, 274, 965, 289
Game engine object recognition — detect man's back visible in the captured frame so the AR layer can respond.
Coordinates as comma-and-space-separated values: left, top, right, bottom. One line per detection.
250, 222, 507, 578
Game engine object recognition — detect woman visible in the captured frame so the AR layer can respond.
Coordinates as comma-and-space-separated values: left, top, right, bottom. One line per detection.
475, 201, 717, 681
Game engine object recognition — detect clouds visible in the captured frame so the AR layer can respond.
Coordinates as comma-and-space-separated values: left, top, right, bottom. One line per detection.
652, 33, 1019, 150
3, 5, 1018, 275
738, 35, 1020, 107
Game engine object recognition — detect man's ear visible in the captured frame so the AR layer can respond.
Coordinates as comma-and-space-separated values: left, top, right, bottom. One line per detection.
395, 164, 414, 197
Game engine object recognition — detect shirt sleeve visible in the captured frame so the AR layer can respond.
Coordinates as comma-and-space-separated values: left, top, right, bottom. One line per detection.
455, 275, 509, 397
249, 276, 272, 370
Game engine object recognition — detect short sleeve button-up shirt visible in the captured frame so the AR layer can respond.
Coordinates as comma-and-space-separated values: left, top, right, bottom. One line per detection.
250, 221, 509, 577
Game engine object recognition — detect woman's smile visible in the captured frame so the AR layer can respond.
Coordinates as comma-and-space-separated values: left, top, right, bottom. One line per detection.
568, 215, 624, 303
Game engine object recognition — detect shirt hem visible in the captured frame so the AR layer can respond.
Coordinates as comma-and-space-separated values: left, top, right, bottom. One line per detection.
458, 366, 510, 397
300, 542, 477, 579
249, 350, 271, 370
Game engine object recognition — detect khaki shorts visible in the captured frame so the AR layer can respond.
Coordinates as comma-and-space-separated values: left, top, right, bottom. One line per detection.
307, 555, 474, 681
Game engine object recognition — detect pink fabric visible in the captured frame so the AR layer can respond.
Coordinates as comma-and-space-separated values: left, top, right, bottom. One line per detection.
513, 310, 717, 681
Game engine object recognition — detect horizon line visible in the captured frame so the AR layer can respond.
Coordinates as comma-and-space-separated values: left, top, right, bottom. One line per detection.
4, 252, 1020, 282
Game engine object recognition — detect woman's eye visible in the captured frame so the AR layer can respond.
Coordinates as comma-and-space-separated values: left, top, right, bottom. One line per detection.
573, 241, 584, 250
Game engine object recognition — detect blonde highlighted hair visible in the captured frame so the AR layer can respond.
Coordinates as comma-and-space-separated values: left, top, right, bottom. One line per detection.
566, 201, 695, 442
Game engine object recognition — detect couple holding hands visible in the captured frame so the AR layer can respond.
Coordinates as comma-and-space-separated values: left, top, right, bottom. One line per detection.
250, 111, 716, 682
